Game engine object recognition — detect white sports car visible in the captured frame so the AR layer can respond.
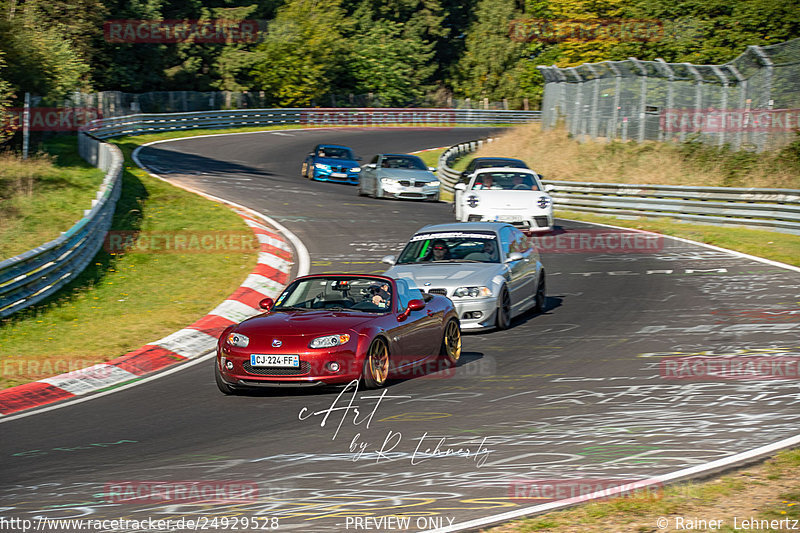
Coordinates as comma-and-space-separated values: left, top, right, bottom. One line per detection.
454, 167, 554, 232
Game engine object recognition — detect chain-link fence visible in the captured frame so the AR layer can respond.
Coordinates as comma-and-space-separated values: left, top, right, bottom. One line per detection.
538, 38, 800, 152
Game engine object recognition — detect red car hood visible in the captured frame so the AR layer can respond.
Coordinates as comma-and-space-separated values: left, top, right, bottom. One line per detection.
233, 309, 377, 337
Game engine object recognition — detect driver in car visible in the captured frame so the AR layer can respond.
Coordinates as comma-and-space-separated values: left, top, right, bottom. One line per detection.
370, 282, 391, 307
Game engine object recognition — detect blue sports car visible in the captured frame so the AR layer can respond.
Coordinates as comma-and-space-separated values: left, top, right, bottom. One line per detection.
301, 144, 362, 184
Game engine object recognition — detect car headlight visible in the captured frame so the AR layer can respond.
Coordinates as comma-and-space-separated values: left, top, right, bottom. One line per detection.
538, 196, 551, 209
351, 167, 361, 173
315, 163, 330, 170
424, 181, 440, 188
309, 334, 351, 349
452, 286, 492, 298
226, 333, 249, 348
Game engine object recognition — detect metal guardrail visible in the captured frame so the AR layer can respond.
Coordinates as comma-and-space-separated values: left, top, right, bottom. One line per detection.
0, 136, 123, 318
1, 107, 539, 319
436, 138, 497, 189
84, 108, 541, 139
437, 139, 800, 234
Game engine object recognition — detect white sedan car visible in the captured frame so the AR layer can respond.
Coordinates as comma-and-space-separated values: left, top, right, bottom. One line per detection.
454, 167, 554, 232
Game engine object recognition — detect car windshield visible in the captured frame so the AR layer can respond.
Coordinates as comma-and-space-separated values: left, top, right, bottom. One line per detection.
381, 155, 427, 170
274, 277, 392, 313
472, 171, 539, 191
396, 231, 500, 264
318, 147, 355, 159
475, 159, 527, 169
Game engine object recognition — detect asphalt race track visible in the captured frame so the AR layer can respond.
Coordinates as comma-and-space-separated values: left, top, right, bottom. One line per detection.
2, 127, 800, 532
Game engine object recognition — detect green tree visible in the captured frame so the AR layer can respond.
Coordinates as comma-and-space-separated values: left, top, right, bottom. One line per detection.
455, 0, 531, 102
250, 0, 349, 106
348, 15, 436, 105
0, 1, 91, 100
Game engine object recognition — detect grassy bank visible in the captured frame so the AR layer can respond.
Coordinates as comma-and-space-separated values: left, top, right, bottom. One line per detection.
485, 448, 800, 532
0, 137, 106, 258
470, 122, 800, 189
0, 132, 261, 389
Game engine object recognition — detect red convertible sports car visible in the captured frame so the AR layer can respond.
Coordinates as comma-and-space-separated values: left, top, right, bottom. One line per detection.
215, 274, 461, 393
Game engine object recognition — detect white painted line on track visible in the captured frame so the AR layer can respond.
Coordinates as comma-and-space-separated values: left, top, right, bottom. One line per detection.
0, 351, 216, 423
0, 134, 313, 422
423, 215, 800, 533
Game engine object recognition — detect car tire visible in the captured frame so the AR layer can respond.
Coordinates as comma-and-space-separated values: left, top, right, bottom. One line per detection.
439, 319, 461, 366
495, 286, 511, 330
533, 271, 546, 313
357, 183, 367, 196
301, 162, 308, 179
214, 362, 238, 395
305, 164, 315, 180
362, 337, 389, 389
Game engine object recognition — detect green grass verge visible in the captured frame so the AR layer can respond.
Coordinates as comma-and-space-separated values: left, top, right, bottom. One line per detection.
0, 136, 106, 258
490, 448, 800, 532
0, 131, 263, 389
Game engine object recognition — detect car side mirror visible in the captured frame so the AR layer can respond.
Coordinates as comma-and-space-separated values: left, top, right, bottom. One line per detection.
428, 166, 436, 172
364, 163, 376, 170
544, 184, 554, 192
454, 183, 467, 191
398, 298, 425, 321
505, 252, 524, 263
259, 297, 274, 311
381, 255, 396, 265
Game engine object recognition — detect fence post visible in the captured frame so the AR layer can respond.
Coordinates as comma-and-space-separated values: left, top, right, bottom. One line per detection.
712, 66, 730, 148
655, 59, 674, 142
749, 45, 774, 152
629, 58, 648, 143
609, 62, 622, 141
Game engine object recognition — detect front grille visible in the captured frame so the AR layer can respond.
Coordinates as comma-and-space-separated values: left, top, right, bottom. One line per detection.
243, 361, 310, 376
398, 180, 427, 187
534, 216, 550, 227
427, 288, 448, 296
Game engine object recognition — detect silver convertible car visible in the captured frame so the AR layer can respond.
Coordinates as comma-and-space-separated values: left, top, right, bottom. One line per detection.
358, 153, 440, 201
382, 222, 546, 331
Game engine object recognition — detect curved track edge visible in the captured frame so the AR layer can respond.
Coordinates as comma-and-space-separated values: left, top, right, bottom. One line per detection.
0, 139, 311, 420
424, 217, 800, 533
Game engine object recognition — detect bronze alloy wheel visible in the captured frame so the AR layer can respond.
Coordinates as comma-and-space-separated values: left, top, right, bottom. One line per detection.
440, 320, 462, 365
363, 338, 389, 388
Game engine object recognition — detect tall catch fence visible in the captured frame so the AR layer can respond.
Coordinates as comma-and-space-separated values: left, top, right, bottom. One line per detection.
538, 38, 800, 152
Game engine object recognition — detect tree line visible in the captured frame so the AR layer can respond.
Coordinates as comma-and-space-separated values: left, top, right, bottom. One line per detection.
0, 0, 798, 110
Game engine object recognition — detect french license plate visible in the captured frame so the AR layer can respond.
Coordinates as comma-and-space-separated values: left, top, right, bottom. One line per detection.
499, 215, 523, 222
250, 354, 299, 368
330, 172, 347, 178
